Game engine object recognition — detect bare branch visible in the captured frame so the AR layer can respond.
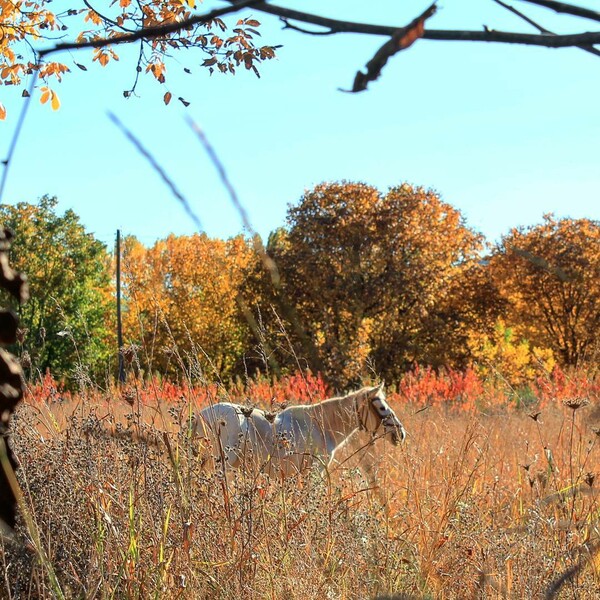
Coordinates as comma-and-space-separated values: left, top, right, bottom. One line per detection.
227, 1, 600, 49
108, 112, 203, 232
280, 18, 336, 36
346, 3, 438, 93
495, 0, 555, 32
518, 0, 600, 24
0, 74, 39, 203
186, 117, 279, 286
422, 28, 600, 47
35, 0, 600, 62
495, 0, 600, 57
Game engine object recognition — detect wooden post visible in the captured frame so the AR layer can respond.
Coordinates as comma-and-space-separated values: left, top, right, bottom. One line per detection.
116, 229, 125, 383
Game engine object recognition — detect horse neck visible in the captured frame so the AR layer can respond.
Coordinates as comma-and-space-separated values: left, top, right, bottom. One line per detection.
314, 393, 360, 446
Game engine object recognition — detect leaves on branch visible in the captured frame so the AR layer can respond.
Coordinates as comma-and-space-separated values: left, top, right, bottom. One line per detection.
0, 1, 277, 115
348, 3, 437, 93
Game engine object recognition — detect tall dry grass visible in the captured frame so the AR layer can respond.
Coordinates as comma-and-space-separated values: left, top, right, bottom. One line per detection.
2, 372, 600, 599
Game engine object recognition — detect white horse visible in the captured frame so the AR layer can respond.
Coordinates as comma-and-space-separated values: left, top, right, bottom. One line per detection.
192, 384, 406, 477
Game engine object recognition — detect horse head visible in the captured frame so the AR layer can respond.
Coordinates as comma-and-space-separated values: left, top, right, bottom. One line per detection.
359, 383, 406, 445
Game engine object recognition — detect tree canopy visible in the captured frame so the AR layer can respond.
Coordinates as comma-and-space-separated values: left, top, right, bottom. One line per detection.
0, 197, 114, 382
122, 232, 257, 380
488, 215, 600, 366
2, 188, 598, 390
265, 182, 484, 387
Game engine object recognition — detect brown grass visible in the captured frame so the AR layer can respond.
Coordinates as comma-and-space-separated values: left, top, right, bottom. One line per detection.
2, 387, 600, 599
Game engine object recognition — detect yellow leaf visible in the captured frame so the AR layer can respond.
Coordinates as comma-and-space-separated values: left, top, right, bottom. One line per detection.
50, 90, 60, 111
40, 86, 50, 105
0, 103, 6, 120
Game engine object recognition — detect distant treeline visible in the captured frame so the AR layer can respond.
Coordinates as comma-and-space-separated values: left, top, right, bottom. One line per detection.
2, 184, 599, 390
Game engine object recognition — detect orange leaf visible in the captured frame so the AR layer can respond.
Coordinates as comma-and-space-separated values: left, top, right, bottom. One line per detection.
40, 86, 51, 105
164, 91, 172, 105
0, 103, 6, 121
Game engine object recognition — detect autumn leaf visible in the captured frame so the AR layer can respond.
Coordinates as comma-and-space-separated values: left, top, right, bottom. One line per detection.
164, 91, 172, 105
40, 86, 51, 105
50, 90, 61, 111
0, 103, 6, 121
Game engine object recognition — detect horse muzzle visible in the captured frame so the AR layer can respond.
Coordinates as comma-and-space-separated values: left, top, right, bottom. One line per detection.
390, 425, 406, 445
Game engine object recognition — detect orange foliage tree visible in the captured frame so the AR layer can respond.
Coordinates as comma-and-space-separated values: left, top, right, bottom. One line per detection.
487, 216, 600, 366
265, 181, 484, 387
0, 1, 276, 119
122, 233, 257, 380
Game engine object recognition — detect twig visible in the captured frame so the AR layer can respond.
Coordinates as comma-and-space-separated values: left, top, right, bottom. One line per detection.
346, 3, 437, 93
108, 112, 203, 231
495, 0, 600, 57
519, 0, 600, 24
226, 1, 600, 48
83, 0, 135, 32
186, 118, 327, 377
38, 0, 263, 58
0, 74, 39, 204
186, 117, 279, 285
280, 18, 336, 36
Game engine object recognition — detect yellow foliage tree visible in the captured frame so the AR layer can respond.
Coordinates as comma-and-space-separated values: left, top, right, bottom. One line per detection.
122, 233, 257, 380
467, 319, 555, 388
488, 216, 600, 366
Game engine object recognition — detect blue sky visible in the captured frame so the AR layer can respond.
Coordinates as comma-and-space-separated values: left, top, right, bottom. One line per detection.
1, 1, 599, 250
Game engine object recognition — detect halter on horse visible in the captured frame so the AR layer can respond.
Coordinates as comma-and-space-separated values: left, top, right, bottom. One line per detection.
193, 383, 405, 477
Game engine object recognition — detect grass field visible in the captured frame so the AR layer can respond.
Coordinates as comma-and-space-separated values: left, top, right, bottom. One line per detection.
3, 370, 600, 599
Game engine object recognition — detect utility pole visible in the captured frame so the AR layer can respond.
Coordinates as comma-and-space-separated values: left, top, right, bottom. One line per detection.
116, 229, 125, 384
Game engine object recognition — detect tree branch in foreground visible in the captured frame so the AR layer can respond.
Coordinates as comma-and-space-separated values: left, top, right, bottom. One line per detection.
494, 0, 600, 57
38, 0, 263, 58
518, 0, 600, 24
38, 1, 600, 60
346, 3, 437, 93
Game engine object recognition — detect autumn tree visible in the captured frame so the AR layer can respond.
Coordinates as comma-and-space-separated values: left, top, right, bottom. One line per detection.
487, 215, 600, 366
0, 197, 114, 381
265, 181, 483, 387
122, 232, 257, 380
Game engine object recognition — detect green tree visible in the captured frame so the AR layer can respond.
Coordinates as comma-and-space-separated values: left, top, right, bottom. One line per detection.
266, 181, 483, 387
0, 196, 114, 382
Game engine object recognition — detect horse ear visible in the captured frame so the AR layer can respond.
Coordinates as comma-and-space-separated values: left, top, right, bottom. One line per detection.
377, 381, 385, 393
